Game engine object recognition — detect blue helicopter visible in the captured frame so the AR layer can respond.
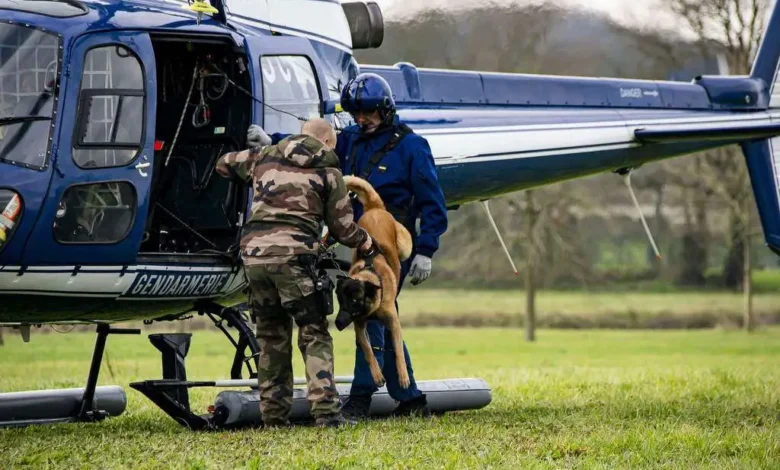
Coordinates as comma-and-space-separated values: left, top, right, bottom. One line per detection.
1, 0, 779, 428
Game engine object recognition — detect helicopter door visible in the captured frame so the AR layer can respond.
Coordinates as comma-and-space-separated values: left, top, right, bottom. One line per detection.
22, 32, 156, 266
242, 36, 328, 134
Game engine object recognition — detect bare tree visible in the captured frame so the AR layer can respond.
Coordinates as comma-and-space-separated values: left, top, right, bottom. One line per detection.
664, 0, 770, 330
522, 191, 541, 342
667, 0, 769, 73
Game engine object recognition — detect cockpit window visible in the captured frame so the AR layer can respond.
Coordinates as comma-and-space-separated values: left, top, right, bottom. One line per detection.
0, 0, 88, 18
0, 24, 60, 169
73, 45, 145, 169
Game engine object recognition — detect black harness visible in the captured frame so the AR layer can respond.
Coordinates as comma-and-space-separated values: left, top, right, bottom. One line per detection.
353, 244, 384, 304
333, 244, 387, 331
349, 123, 413, 180
348, 123, 416, 226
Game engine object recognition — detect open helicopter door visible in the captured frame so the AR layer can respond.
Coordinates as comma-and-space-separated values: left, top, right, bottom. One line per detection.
23, 31, 156, 267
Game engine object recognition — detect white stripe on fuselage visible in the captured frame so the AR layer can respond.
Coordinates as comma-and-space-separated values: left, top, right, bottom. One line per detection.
423, 125, 634, 165
414, 111, 780, 136
409, 111, 780, 165
0, 265, 247, 299
0, 270, 136, 295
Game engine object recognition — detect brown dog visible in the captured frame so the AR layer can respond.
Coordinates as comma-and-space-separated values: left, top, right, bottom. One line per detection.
334, 175, 413, 389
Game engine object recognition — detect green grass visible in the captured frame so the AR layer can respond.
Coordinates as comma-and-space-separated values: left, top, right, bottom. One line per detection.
1, 328, 779, 468
755, 269, 780, 292
427, 269, 780, 293
395, 289, 780, 327
399, 290, 779, 316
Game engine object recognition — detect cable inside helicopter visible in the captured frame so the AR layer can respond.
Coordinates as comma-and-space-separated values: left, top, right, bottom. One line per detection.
139, 37, 252, 261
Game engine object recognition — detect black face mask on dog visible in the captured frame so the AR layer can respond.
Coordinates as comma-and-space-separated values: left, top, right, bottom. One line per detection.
335, 277, 379, 331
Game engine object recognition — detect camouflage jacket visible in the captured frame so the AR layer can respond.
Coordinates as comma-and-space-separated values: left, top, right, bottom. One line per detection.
216, 135, 368, 265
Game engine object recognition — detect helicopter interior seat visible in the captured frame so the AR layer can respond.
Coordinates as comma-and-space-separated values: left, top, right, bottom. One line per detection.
90, 205, 134, 242
52, 182, 135, 243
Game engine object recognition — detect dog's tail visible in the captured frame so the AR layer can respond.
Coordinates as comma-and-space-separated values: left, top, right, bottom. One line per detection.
344, 176, 385, 211
395, 221, 413, 261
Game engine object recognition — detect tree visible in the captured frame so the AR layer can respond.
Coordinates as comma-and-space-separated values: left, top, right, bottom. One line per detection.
517, 191, 541, 342
664, 0, 770, 330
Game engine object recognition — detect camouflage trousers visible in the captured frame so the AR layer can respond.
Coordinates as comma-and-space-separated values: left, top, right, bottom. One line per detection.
244, 256, 340, 424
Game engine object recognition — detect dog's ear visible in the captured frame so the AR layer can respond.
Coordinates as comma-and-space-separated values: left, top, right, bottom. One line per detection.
363, 281, 379, 301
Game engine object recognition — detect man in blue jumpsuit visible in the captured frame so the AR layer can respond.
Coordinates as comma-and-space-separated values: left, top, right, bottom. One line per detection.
250, 73, 448, 418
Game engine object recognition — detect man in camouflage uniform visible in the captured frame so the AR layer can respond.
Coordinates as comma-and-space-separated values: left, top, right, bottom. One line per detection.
216, 118, 373, 427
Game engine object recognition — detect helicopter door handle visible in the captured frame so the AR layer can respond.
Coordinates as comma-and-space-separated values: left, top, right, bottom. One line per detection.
135, 162, 151, 177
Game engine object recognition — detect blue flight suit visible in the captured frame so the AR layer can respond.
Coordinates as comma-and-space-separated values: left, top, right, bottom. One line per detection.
273, 116, 448, 402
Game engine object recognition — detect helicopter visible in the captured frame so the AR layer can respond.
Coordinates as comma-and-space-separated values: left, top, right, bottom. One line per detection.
0, 0, 779, 429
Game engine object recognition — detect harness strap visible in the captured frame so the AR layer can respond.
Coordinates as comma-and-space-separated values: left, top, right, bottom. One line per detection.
349, 123, 413, 179
356, 249, 384, 304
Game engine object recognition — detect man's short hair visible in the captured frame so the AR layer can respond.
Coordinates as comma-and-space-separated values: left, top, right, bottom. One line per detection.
301, 118, 336, 146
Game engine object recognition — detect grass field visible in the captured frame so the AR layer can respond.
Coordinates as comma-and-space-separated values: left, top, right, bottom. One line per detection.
394, 289, 780, 327
1, 328, 779, 468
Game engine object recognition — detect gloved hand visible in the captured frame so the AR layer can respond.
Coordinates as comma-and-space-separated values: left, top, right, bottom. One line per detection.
409, 255, 432, 285
359, 236, 373, 253
247, 124, 271, 148
358, 235, 378, 257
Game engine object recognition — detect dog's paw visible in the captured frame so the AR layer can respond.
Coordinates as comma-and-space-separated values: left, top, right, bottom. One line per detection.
398, 371, 411, 389
372, 370, 386, 388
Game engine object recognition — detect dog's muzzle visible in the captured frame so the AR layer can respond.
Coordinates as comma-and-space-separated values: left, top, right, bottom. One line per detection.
335, 308, 354, 331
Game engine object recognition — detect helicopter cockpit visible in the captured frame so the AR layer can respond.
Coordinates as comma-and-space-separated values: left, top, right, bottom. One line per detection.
0, 23, 59, 171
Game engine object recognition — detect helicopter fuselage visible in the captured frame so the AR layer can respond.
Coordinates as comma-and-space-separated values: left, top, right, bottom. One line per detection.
2, 0, 780, 325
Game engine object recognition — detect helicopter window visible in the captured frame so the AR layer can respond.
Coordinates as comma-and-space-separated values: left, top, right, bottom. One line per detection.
0, 24, 60, 170
72, 45, 145, 169
260, 56, 321, 134
79, 93, 143, 145
53, 181, 136, 244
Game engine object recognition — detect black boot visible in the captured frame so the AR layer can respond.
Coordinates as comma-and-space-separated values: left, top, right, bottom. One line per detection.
392, 394, 431, 418
262, 418, 292, 428
315, 413, 357, 428
340, 394, 372, 420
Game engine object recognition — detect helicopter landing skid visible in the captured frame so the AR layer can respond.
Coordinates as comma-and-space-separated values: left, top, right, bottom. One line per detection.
0, 324, 139, 428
